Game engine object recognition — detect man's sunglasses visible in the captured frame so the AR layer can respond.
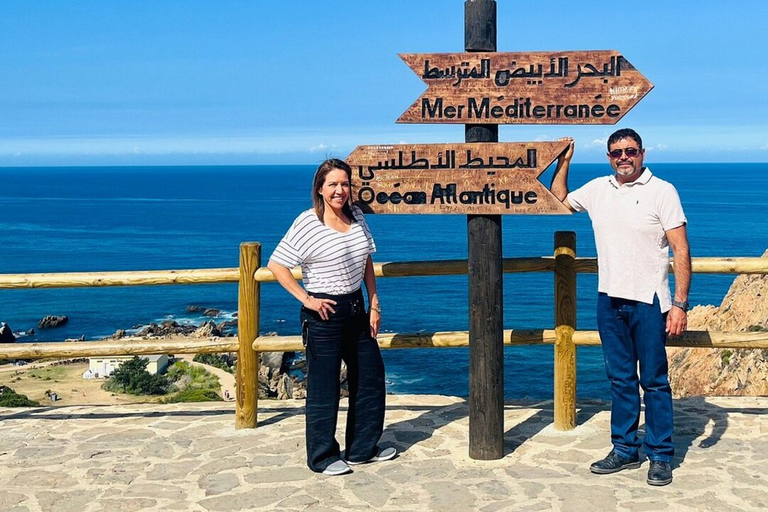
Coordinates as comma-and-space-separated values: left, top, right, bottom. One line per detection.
608, 148, 641, 158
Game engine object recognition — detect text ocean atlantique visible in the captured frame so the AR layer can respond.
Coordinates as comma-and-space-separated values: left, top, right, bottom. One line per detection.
357, 149, 541, 209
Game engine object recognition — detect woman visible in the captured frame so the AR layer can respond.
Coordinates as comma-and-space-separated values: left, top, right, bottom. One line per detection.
268, 158, 396, 476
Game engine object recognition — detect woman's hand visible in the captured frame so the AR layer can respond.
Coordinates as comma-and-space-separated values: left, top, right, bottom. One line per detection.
369, 306, 380, 338
302, 295, 336, 321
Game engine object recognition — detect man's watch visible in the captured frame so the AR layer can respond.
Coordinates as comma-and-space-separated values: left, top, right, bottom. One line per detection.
671, 300, 689, 312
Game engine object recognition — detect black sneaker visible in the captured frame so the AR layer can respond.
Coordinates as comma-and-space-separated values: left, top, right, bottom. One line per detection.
647, 460, 673, 486
590, 450, 641, 474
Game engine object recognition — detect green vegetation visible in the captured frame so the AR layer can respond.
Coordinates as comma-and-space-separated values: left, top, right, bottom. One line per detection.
0, 386, 40, 407
99, 357, 224, 403
162, 388, 221, 403
748, 325, 767, 332
102, 356, 171, 395
721, 350, 733, 365
164, 361, 223, 403
167, 361, 220, 390
193, 353, 233, 373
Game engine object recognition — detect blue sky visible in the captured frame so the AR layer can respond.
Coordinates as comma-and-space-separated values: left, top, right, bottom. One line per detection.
1, 1, 766, 166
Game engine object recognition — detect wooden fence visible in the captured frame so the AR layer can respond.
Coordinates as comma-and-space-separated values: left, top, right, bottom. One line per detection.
2, 231, 768, 431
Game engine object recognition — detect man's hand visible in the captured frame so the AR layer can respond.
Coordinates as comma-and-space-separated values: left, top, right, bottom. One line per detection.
666, 306, 687, 336
559, 136, 574, 163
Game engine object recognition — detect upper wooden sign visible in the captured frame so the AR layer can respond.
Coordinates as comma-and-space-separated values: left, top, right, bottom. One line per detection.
397, 51, 653, 124
347, 141, 571, 214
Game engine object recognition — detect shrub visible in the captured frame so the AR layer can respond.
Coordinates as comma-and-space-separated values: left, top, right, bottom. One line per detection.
0, 386, 39, 407
102, 356, 171, 396
193, 353, 233, 373
167, 361, 220, 390
162, 388, 222, 403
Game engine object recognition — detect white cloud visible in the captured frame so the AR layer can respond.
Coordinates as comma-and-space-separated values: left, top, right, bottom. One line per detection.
585, 137, 607, 148
308, 143, 329, 152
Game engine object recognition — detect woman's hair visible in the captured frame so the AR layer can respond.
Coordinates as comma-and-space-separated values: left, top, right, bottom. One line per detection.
312, 158, 356, 223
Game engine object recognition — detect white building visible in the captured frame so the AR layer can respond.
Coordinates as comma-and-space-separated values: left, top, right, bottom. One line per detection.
87, 354, 170, 378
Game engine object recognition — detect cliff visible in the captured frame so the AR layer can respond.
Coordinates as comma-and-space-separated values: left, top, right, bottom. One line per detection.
668, 250, 768, 397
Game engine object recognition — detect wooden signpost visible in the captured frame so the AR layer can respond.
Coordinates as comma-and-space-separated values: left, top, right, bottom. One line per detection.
343, 0, 652, 461
398, 51, 653, 124
347, 141, 571, 214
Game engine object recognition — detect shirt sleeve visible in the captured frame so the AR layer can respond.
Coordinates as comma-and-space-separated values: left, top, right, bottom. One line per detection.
269, 215, 305, 268
566, 179, 595, 213
658, 183, 687, 231
352, 205, 376, 255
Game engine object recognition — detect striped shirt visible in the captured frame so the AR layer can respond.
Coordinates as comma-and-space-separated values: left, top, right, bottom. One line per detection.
269, 205, 376, 295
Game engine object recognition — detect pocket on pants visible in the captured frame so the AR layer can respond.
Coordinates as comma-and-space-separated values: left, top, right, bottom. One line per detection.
301, 319, 317, 361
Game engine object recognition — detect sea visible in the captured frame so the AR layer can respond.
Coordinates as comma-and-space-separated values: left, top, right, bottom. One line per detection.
1, 163, 767, 400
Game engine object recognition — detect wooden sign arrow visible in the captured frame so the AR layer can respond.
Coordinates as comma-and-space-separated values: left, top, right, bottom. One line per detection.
347, 141, 571, 214
397, 51, 653, 124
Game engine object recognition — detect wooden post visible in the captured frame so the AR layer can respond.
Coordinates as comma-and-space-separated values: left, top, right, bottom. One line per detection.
465, 0, 503, 460
236, 242, 260, 429
554, 231, 577, 430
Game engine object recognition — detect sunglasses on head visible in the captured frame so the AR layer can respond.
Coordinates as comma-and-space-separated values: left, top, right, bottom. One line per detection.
609, 148, 641, 158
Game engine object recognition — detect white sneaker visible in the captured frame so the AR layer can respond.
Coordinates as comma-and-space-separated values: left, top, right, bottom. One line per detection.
322, 460, 352, 476
347, 446, 397, 465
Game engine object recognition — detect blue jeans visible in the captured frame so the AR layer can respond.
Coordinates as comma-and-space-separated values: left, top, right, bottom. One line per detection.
596, 293, 674, 462
301, 288, 386, 473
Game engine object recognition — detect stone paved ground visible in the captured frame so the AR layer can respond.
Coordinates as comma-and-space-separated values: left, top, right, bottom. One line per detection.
1, 395, 768, 511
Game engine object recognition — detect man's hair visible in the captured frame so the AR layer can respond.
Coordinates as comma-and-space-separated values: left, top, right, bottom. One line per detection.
607, 128, 643, 150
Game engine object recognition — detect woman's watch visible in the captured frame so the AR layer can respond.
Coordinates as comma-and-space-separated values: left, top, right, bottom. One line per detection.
671, 300, 689, 312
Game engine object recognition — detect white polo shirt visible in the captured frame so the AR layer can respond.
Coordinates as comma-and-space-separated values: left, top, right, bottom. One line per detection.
567, 167, 686, 312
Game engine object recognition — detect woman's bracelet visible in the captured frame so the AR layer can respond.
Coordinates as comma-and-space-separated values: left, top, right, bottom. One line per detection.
370, 305, 381, 314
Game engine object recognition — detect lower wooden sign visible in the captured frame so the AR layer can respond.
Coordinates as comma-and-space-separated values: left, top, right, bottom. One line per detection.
346, 141, 571, 214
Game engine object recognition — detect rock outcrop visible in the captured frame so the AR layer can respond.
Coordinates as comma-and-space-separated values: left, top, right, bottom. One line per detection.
0, 322, 16, 344
38, 315, 68, 329
136, 321, 197, 337
668, 250, 768, 397
192, 320, 221, 338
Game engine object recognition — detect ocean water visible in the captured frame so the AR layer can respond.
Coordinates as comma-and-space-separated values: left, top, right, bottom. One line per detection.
1, 163, 767, 399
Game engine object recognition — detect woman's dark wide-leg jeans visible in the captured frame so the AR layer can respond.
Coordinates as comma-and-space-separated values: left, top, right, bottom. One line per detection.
300, 288, 386, 473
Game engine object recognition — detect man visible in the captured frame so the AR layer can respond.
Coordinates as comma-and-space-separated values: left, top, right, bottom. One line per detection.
551, 129, 691, 487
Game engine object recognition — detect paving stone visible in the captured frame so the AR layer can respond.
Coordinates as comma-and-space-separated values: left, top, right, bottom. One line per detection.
96, 498, 158, 512
199, 473, 239, 496
0, 397, 767, 511
35, 490, 100, 512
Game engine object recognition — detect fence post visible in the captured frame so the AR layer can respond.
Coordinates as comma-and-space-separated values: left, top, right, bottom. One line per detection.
236, 242, 260, 429
554, 231, 576, 430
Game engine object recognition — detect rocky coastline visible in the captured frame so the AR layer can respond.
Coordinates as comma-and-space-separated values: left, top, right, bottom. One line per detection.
668, 249, 768, 397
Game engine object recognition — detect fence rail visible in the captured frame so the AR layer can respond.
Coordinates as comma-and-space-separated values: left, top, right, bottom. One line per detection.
1, 234, 766, 434
2, 257, 767, 290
